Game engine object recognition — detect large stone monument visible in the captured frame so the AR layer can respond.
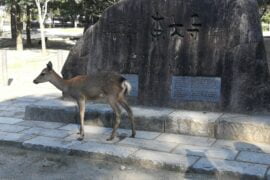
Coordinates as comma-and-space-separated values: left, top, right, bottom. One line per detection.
62, 0, 270, 112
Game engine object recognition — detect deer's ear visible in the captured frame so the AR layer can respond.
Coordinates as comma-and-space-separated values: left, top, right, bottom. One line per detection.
47, 61, 53, 70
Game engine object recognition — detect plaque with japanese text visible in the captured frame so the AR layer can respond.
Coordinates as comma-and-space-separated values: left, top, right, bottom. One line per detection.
171, 76, 221, 102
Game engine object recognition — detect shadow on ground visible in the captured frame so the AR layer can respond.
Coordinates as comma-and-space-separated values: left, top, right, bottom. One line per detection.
0, 38, 76, 50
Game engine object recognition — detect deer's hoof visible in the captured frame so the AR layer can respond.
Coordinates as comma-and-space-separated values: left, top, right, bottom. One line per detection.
77, 133, 84, 141
77, 136, 84, 141
130, 135, 135, 138
130, 132, 136, 138
106, 136, 114, 141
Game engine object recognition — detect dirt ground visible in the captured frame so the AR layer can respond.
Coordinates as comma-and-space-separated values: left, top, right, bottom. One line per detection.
0, 145, 216, 180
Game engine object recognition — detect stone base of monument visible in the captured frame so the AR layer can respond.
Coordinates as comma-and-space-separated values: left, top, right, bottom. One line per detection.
24, 98, 270, 144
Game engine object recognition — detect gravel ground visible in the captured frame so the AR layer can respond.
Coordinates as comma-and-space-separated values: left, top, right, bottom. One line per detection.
0, 145, 216, 180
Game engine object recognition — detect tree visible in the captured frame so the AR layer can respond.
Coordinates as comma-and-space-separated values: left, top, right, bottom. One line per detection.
26, 4, 32, 46
53, 0, 81, 27
9, 0, 17, 40
7, 0, 24, 51
15, 0, 23, 51
258, 0, 270, 18
35, 0, 50, 54
262, 8, 270, 23
4, 0, 118, 51
49, 0, 119, 31
5, 0, 27, 50
77, 0, 119, 31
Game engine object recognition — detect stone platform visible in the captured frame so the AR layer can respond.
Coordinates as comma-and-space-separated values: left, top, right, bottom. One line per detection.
0, 118, 270, 179
25, 99, 270, 144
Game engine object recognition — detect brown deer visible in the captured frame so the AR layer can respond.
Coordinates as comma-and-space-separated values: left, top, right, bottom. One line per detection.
33, 62, 135, 141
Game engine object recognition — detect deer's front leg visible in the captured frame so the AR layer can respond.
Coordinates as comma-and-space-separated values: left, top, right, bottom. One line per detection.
77, 98, 85, 141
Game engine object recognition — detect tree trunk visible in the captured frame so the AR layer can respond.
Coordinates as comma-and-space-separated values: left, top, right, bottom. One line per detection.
83, 14, 90, 33
35, 0, 48, 54
10, 1, 17, 40
37, 3, 46, 54
48, 9, 53, 28
39, 17, 46, 54
26, 5, 32, 46
16, 3, 23, 51
72, 18, 75, 28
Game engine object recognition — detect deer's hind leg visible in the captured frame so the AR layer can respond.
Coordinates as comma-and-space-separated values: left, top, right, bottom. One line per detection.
118, 98, 135, 138
107, 96, 121, 141
76, 97, 86, 141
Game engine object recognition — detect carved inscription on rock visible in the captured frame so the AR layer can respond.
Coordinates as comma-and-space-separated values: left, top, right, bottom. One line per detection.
171, 76, 221, 102
150, 12, 202, 40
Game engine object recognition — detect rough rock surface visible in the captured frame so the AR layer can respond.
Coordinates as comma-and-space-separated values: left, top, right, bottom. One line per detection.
61, 38, 88, 79
61, 0, 270, 112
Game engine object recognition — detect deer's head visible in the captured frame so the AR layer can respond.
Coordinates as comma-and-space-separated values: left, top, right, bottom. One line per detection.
33, 61, 54, 84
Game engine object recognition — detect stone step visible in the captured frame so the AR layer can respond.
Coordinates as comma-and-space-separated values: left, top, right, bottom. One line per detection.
0, 119, 269, 179
24, 98, 270, 144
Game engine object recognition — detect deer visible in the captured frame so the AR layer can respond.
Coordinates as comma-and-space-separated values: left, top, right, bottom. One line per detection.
33, 61, 136, 141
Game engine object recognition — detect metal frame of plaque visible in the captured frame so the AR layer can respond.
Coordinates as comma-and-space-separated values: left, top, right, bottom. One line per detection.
122, 74, 138, 97
171, 76, 221, 102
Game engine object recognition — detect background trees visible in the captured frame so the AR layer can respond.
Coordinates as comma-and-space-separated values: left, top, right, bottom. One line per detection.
50, 0, 119, 31
3, 0, 33, 50
1, 0, 269, 51
258, 0, 270, 31
1, 0, 119, 52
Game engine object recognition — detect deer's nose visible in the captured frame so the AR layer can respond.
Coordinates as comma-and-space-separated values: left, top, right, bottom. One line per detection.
33, 80, 38, 84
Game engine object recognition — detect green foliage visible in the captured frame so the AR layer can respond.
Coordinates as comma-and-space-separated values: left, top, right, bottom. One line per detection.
83, 0, 119, 17
4, 0, 35, 7
48, 0, 119, 27
50, 0, 81, 19
3, 0, 119, 27
52, 0, 119, 18
262, 9, 270, 23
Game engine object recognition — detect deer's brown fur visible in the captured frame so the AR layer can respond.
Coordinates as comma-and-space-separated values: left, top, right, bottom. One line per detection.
33, 62, 135, 141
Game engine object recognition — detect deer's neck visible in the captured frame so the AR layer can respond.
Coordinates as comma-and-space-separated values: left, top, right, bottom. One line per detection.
49, 71, 68, 92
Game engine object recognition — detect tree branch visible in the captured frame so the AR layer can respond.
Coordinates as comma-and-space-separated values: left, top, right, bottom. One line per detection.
42, 0, 50, 23
260, 6, 268, 18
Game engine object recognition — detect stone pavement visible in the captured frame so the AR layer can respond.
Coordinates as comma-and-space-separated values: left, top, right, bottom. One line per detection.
0, 118, 270, 179
0, 84, 270, 179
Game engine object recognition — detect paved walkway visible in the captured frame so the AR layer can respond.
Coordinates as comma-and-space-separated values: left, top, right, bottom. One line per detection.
0, 85, 269, 179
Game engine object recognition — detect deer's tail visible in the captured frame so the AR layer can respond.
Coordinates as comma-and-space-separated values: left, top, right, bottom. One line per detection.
120, 77, 132, 96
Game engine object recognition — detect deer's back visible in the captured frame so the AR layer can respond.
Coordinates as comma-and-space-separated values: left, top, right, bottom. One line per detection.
67, 71, 124, 99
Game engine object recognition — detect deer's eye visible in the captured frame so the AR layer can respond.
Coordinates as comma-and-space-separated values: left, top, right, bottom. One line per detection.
41, 73, 45, 76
